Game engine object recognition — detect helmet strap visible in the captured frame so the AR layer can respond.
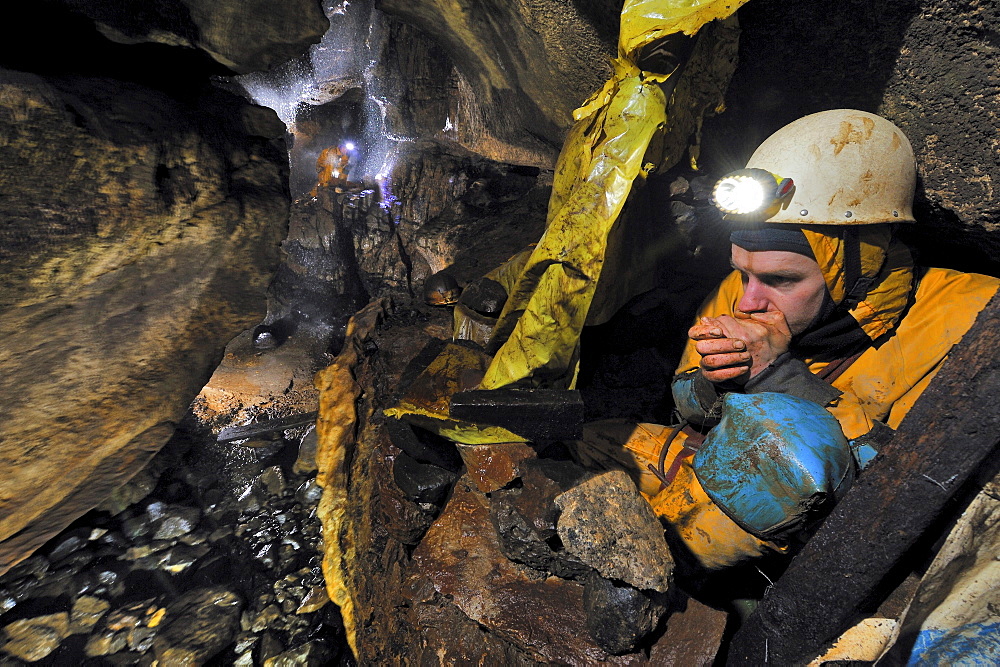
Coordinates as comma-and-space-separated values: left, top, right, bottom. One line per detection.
842, 228, 879, 306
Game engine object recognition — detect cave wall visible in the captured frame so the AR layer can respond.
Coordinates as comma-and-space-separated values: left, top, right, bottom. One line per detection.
375, 0, 620, 167
700, 0, 1000, 272
0, 1, 329, 575
0, 0, 995, 630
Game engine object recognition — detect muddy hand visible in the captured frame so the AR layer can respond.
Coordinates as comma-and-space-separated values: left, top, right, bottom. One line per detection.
689, 317, 753, 384
715, 311, 792, 378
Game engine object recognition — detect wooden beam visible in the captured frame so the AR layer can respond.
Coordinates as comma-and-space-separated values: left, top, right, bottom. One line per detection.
727, 289, 1000, 665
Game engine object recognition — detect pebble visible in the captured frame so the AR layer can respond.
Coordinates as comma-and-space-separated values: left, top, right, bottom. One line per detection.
152, 506, 202, 540
209, 525, 235, 542
0, 612, 69, 662
295, 585, 330, 615
133, 544, 210, 573
145, 500, 168, 521
293, 427, 319, 474
235, 649, 256, 665
121, 516, 153, 541
152, 587, 242, 664
252, 604, 282, 633
234, 630, 259, 653
31, 565, 77, 598
46, 532, 88, 563
260, 466, 287, 496
669, 175, 690, 196
256, 629, 286, 663
5, 555, 49, 581
84, 629, 128, 658
295, 478, 323, 505
264, 639, 334, 666
122, 542, 169, 561
128, 624, 158, 652
0, 431, 338, 664
179, 528, 210, 546
70, 595, 111, 633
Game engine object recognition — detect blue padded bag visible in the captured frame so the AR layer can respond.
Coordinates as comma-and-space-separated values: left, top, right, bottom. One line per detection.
692, 392, 854, 539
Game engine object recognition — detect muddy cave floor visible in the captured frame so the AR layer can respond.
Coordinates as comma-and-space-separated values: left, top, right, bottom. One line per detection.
0, 323, 356, 665
0, 292, 756, 664
0, 291, 914, 664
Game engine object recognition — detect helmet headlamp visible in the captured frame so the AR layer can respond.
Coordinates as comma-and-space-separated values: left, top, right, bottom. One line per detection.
712, 168, 795, 222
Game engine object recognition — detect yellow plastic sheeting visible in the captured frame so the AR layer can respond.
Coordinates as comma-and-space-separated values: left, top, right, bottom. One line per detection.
619, 0, 749, 54
482, 60, 665, 390
481, 0, 748, 393
451, 246, 533, 347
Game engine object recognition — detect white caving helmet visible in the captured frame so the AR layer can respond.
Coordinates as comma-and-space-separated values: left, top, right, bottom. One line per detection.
712, 109, 916, 225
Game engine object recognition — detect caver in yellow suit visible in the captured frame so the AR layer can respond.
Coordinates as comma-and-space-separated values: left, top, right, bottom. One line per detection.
573, 109, 999, 574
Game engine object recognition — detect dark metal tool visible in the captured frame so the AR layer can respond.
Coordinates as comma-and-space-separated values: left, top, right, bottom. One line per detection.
217, 411, 319, 444
449, 389, 585, 441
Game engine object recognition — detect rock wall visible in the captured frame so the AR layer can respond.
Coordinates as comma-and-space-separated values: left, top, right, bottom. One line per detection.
701, 0, 1000, 272
62, 0, 329, 74
309, 0, 1000, 661
376, 0, 619, 167
0, 1, 329, 575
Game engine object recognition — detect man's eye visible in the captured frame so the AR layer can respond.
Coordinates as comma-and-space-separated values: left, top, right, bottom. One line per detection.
762, 276, 796, 287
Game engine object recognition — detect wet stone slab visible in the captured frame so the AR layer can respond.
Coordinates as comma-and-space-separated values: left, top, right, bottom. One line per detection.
411, 478, 640, 665
555, 470, 675, 593
455, 442, 537, 493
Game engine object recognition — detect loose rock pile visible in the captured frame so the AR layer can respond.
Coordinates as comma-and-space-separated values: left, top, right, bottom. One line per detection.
0, 424, 350, 665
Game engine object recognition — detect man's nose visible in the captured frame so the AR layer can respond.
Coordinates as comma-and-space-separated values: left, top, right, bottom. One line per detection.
737, 279, 770, 313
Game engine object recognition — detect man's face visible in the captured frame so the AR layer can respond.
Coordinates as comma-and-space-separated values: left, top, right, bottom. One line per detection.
730, 245, 828, 336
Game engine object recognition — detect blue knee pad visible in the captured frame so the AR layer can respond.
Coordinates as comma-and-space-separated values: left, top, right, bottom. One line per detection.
692, 392, 855, 540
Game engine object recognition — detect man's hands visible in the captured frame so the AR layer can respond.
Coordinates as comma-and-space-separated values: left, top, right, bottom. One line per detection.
689, 311, 792, 384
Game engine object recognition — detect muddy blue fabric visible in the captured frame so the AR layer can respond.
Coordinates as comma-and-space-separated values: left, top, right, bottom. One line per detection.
671, 369, 722, 426
908, 622, 1000, 665
730, 225, 815, 258
848, 420, 894, 470
692, 392, 854, 539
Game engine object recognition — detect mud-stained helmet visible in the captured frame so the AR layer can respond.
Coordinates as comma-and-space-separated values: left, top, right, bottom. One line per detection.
712, 109, 916, 225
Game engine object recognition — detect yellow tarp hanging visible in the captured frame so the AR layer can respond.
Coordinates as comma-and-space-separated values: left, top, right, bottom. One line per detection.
385, 0, 746, 442
480, 0, 749, 392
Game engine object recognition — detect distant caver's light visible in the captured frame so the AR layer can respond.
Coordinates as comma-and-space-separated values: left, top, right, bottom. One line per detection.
712, 168, 795, 221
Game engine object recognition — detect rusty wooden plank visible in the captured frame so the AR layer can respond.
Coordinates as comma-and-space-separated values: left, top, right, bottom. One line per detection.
727, 289, 1000, 665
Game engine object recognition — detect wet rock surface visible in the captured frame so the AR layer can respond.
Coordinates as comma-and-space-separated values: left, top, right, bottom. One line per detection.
411, 479, 635, 665
1, 613, 69, 662
556, 471, 675, 594
317, 300, 728, 663
0, 68, 290, 577
583, 574, 669, 656
0, 419, 351, 665
490, 460, 593, 579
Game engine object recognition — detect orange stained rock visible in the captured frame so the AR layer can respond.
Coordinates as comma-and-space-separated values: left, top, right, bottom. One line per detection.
313, 298, 389, 659
455, 442, 536, 493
